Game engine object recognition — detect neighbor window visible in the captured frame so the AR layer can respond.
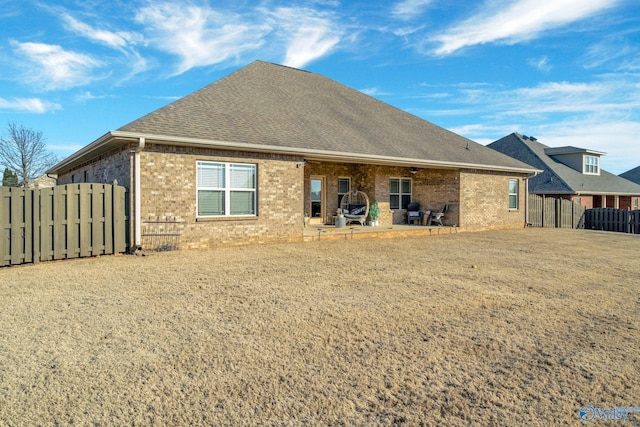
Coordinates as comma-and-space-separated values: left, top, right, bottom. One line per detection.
634, 198, 639, 210
196, 161, 256, 217
509, 179, 519, 210
390, 178, 412, 210
584, 155, 599, 174
338, 177, 350, 205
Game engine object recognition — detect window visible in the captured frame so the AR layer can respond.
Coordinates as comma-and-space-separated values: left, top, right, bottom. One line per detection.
390, 178, 412, 210
197, 161, 256, 217
634, 198, 638, 210
337, 177, 350, 205
584, 155, 599, 174
83, 171, 89, 182
509, 179, 519, 210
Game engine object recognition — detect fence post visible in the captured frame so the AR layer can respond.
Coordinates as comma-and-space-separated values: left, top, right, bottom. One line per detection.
0, 188, 10, 266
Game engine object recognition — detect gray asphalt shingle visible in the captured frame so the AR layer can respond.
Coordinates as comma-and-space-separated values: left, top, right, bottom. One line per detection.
118, 61, 533, 171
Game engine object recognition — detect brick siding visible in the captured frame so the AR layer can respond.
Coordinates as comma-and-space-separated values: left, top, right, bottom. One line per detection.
459, 169, 525, 231
57, 145, 527, 249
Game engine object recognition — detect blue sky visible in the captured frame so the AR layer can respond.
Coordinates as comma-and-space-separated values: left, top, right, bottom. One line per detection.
1, 0, 639, 174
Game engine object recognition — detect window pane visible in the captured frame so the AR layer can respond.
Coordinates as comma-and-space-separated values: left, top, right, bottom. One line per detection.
230, 191, 255, 215
389, 179, 399, 194
509, 179, 518, 194
338, 178, 350, 194
230, 164, 255, 189
390, 195, 399, 210
401, 179, 411, 193
509, 195, 518, 209
198, 162, 224, 188
198, 190, 224, 216
401, 194, 411, 210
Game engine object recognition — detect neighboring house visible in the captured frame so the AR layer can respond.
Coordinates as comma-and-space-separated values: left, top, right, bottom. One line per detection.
488, 133, 640, 210
620, 166, 640, 210
28, 174, 56, 189
48, 61, 537, 250
620, 166, 640, 183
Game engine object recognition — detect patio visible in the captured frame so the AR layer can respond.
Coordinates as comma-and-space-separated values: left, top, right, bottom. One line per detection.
303, 223, 459, 242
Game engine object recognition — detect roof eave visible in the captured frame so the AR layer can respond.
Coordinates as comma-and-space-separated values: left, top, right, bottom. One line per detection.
49, 131, 541, 175
47, 131, 120, 175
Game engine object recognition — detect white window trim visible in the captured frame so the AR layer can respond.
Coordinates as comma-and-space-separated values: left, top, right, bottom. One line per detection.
509, 179, 519, 210
584, 155, 600, 175
389, 177, 412, 210
196, 161, 257, 218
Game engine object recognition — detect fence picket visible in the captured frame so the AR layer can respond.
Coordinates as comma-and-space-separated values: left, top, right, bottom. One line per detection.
0, 188, 8, 266
79, 184, 91, 257
113, 184, 127, 253
10, 188, 24, 265
40, 188, 53, 261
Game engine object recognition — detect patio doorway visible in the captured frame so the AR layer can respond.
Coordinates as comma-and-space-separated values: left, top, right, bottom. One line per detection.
310, 176, 325, 224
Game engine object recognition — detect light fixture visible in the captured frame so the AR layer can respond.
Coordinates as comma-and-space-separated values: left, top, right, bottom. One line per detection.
410, 167, 418, 175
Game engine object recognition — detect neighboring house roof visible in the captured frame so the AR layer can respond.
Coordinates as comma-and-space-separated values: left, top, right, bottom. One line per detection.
488, 133, 640, 195
620, 166, 640, 185
29, 174, 56, 188
49, 61, 536, 175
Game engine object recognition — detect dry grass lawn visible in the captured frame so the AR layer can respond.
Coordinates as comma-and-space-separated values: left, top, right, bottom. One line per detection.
0, 228, 639, 426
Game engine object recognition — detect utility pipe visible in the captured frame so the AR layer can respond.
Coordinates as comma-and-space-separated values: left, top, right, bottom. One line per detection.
524, 171, 538, 227
133, 137, 145, 251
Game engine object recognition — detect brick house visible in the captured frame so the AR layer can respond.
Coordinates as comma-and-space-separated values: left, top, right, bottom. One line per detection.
489, 133, 640, 210
48, 61, 537, 250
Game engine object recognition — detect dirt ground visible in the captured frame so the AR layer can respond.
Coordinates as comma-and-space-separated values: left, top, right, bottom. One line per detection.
0, 228, 638, 426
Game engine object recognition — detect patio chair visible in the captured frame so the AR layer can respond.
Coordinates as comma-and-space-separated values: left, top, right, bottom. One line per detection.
431, 205, 447, 226
406, 202, 423, 225
339, 190, 370, 226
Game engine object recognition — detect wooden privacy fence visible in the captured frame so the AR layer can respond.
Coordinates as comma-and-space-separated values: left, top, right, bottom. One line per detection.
584, 208, 640, 234
0, 183, 128, 267
528, 194, 586, 229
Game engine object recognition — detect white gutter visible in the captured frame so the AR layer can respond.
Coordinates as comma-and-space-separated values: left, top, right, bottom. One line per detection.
133, 137, 145, 251
48, 130, 541, 176
108, 131, 541, 175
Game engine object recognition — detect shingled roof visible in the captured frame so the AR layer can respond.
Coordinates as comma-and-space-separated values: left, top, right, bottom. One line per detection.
50, 61, 536, 174
488, 133, 640, 195
620, 166, 640, 185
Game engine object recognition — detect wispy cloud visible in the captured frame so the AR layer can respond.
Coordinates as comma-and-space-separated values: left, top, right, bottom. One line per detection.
10, 40, 102, 90
61, 13, 148, 80
359, 87, 393, 96
0, 97, 61, 113
421, 76, 640, 172
582, 38, 639, 71
528, 56, 552, 72
391, 0, 435, 21
431, 0, 620, 56
271, 7, 342, 68
135, 3, 269, 76
61, 14, 142, 49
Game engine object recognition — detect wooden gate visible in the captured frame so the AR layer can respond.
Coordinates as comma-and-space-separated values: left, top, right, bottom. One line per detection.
0, 183, 128, 267
528, 194, 585, 229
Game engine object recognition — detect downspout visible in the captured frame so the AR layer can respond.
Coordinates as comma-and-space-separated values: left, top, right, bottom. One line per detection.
133, 137, 145, 251
524, 171, 538, 227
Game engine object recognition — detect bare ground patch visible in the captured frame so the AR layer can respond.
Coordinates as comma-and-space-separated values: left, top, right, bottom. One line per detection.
0, 228, 638, 426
